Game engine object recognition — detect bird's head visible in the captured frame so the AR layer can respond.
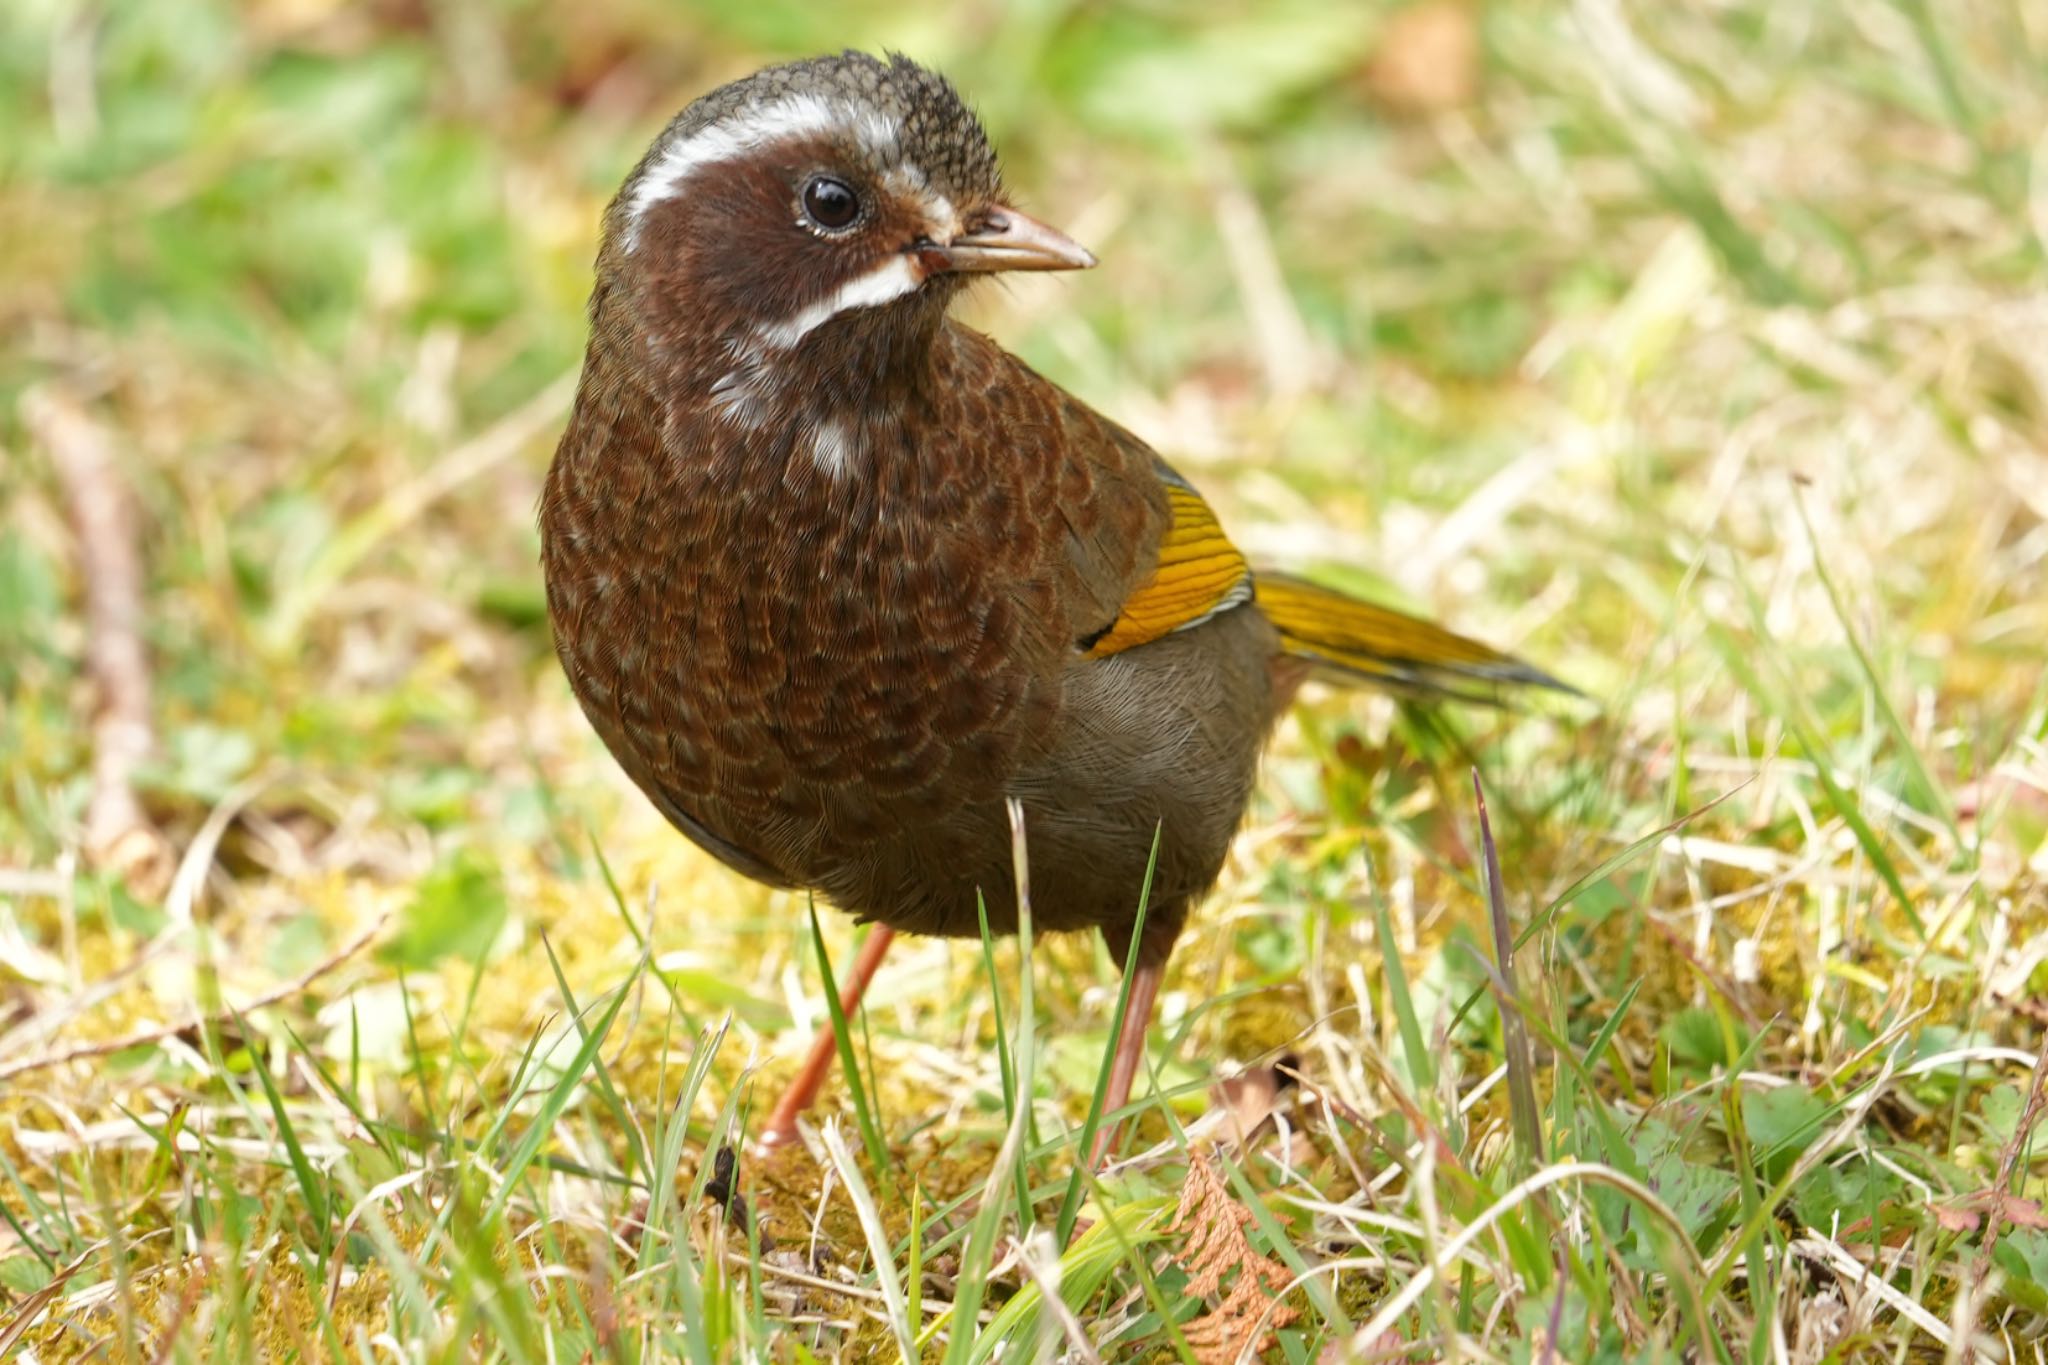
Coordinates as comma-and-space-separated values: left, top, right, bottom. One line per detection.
600, 51, 1093, 406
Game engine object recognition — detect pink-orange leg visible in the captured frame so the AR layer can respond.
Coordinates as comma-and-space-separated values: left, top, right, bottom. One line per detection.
755, 925, 897, 1152
1086, 953, 1167, 1169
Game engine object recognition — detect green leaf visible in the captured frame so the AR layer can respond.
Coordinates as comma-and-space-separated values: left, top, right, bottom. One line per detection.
385, 768, 479, 826
0, 1255, 52, 1294
1976, 1083, 2026, 1146
972, 1197, 1175, 1358
378, 850, 506, 969
1996, 1229, 2048, 1313
103, 878, 169, 936
1647, 1151, 1739, 1247
1790, 1160, 1902, 1235
1055, 823, 1162, 1243
265, 913, 332, 978
653, 967, 787, 1030
1590, 1117, 1737, 1264
146, 724, 257, 802
1664, 1007, 1746, 1072
479, 976, 634, 1229
1076, 5, 1374, 136
1738, 1084, 1831, 1181
476, 579, 549, 629
0, 531, 61, 674
810, 908, 893, 1195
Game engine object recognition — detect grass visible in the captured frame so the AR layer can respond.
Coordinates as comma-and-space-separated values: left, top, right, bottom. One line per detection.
3, 0, 2047, 1358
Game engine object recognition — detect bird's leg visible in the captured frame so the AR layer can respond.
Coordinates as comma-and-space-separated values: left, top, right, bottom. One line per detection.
755, 924, 897, 1152
1087, 912, 1182, 1168
1088, 950, 1167, 1168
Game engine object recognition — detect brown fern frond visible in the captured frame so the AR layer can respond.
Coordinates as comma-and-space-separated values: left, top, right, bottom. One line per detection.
1167, 1145, 1300, 1363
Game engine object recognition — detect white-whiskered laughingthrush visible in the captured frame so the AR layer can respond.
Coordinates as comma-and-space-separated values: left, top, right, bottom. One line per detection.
540, 51, 1567, 1160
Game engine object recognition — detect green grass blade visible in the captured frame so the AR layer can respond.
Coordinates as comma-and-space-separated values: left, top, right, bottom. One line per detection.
537, 931, 652, 1184
1371, 867, 1434, 1096
235, 1013, 331, 1250
1054, 821, 1162, 1244
970, 1196, 1176, 1362
820, 1120, 917, 1363
809, 903, 894, 1195
941, 799, 1039, 1365
1474, 770, 1545, 1171
978, 891, 1035, 1233
480, 975, 634, 1228
1794, 490, 1959, 841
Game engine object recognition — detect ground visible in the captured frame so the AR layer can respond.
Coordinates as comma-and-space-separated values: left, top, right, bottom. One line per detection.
3, 1, 2047, 1360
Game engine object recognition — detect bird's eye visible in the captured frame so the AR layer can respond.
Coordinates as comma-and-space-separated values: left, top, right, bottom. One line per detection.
801, 176, 861, 231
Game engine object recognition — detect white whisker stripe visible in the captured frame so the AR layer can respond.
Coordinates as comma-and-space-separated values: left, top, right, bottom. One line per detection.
755, 254, 924, 350
623, 94, 900, 252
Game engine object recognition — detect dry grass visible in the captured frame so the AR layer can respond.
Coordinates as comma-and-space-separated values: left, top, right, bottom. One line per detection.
2, 0, 2046, 1359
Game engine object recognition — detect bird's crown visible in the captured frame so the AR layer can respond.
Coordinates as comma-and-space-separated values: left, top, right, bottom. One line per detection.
616, 51, 1002, 256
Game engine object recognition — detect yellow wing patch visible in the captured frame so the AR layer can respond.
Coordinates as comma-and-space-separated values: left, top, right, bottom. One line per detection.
1084, 480, 1253, 658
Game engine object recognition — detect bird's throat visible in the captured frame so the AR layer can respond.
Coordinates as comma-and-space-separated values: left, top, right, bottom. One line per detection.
700, 307, 958, 481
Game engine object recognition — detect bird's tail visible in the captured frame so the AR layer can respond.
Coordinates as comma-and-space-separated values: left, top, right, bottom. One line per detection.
1255, 573, 1574, 703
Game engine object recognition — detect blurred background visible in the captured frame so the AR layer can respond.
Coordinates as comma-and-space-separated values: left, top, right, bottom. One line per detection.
2, 0, 2047, 1354
6, 0, 2038, 886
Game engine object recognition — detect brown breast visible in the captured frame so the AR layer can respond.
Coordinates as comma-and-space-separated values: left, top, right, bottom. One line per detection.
539, 321, 1167, 893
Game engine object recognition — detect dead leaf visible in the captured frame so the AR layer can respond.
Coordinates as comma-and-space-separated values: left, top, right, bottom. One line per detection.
1959, 1189, 2048, 1231
1998, 1193, 2048, 1229
1210, 1053, 1300, 1147
1931, 1203, 1981, 1233
1168, 1145, 1299, 1364
1927, 1190, 2048, 1237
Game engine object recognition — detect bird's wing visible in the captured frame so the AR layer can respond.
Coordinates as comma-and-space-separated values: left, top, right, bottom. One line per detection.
1081, 462, 1253, 658
1084, 457, 1574, 700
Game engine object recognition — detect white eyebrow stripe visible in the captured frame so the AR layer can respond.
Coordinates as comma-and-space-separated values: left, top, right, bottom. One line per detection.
879, 163, 951, 230
754, 253, 924, 350
622, 94, 901, 252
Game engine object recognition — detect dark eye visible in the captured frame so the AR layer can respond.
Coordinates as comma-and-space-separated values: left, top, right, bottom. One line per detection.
802, 176, 860, 231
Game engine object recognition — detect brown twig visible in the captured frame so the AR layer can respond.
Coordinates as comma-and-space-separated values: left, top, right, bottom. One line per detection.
25, 383, 170, 891
1973, 1030, 2048, 1295
0, 909, 388, 1083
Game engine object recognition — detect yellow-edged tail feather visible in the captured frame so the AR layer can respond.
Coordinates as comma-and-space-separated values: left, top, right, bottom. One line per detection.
1255, 573, 1574, 702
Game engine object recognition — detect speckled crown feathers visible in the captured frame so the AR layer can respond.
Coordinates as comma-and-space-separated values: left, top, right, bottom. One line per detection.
627, 51, 1003, 210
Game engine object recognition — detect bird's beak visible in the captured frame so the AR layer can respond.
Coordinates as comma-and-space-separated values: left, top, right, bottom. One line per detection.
927, 208, 1097, 275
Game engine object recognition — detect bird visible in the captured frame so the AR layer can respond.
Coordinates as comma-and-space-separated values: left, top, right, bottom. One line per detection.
539, 50, 1566, 1162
